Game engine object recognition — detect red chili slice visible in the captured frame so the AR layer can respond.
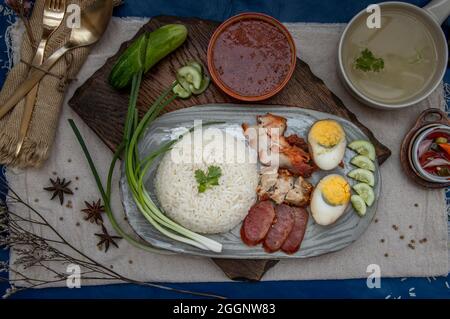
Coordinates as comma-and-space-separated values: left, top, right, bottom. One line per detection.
419, 150, 439, 166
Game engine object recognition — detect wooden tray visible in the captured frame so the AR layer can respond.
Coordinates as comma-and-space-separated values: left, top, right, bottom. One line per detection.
400, 108, 450, 188
68, 15, 391, 281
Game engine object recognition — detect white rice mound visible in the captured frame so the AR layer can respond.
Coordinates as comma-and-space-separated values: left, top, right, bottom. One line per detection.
155, 129, 258, 234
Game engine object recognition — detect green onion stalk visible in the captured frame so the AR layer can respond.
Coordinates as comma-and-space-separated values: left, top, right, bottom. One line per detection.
70, 68, 222, 253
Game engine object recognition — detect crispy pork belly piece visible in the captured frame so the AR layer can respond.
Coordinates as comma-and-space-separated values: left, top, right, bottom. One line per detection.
243, 113, 289, 167
257, 169, 313, 207
242, 113, 315, 177
242, 123, 273, 166
284, 176, 313, 207
256, 166, 278, 200
257, 113, 287, 134
270, 170, 294, 204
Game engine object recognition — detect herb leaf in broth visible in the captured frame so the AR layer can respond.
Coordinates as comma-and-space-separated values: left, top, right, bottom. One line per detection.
355, 48, 384, 72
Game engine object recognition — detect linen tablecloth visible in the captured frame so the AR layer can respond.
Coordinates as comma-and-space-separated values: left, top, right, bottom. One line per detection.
5, 17, 448, 288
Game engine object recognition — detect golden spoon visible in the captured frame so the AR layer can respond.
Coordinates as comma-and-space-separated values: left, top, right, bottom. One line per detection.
16, 0, 67, 156
0, 0, 113, 120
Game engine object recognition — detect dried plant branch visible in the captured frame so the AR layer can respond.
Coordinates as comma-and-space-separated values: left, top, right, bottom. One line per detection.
6, 0, 36, 49
19, 2, 36, 49
0, 176, 226, 299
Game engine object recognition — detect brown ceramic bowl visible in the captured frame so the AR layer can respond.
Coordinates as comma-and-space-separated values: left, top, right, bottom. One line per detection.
400, 108, 450, 188
207, 13, 297, 102
410, 124, 450, 183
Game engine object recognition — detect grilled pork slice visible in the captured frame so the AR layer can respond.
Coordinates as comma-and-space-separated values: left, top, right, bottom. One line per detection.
263, 204, 295, 253
281, 207, 309, 254
277, 144, 315, 177
285, 134, 309, 152
241, 201, 276, 246
242, 113, 315, 177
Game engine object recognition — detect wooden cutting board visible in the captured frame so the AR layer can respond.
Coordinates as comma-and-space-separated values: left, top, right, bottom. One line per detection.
68, 15, 391, 281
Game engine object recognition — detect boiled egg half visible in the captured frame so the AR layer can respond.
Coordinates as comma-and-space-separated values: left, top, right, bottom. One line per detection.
308, 120, 346, 170
311, 174, 351, 226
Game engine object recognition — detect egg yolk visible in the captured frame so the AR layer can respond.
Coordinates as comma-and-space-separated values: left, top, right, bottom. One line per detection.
320, 175, 351, 206
310, 120, 344, 147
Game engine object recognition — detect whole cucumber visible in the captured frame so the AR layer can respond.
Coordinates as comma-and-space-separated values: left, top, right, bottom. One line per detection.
144, 24, 188, 72
108, 24, 188, 89
108, 33, 147, 89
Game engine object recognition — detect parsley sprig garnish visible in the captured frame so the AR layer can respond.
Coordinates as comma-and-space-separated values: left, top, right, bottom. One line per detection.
195, 165, 222, 193
355, 48, 384, 72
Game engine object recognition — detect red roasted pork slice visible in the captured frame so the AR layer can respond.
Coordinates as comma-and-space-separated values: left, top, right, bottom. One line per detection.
263, 204, 294, 252
241, 201, 276, 246
281, 207, 309, 254
285, 134, 309, 152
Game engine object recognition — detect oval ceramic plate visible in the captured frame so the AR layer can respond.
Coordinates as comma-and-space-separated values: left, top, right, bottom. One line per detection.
120, 105, 381, 259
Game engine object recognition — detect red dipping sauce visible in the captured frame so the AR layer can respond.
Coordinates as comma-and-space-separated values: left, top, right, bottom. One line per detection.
208, 13, 296, 101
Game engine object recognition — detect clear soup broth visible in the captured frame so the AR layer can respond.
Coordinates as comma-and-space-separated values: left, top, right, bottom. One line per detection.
343, 8, 438, 104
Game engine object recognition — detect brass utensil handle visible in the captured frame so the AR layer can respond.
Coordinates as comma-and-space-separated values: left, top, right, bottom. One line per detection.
15, 85, 40, 155
0, 45, 71, 120
16, 40, 48, 154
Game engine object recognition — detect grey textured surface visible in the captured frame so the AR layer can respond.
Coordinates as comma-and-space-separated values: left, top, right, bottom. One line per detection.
120, 105, 381, 258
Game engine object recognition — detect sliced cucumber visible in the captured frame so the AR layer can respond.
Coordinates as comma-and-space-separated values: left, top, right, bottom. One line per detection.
351, 155, 375, 171
177, 65, 202, 89
351, 195, 367, 217
174, 61, 209, 98
191, 76, 210, 95
348, 140, 376, 161
352, 183, 375, 206
176, 73, 192, 91
188, 61, 203, 74
348, 168, 375, 186
173, 83, 192, 99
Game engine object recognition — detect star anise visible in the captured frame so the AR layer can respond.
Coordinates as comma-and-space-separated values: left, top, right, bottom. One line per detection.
81, 199, 105, 225
95, 225, 122, 253
43, 177, 73, 205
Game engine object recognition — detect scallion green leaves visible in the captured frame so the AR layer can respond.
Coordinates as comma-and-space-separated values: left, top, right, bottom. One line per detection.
71, 60, 222, 253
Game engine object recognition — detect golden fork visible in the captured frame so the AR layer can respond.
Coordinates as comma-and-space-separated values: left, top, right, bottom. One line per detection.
0, 0, 113, 120
16, 0, 67, 156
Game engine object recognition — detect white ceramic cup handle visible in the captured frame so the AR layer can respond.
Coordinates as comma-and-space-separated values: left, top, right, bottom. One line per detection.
424, 0, 450, 25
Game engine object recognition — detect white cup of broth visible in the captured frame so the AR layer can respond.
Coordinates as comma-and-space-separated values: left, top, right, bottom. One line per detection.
338, 1, 450, 110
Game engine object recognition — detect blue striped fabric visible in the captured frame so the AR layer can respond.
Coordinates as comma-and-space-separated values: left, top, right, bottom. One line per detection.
0, 0, 449, 299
